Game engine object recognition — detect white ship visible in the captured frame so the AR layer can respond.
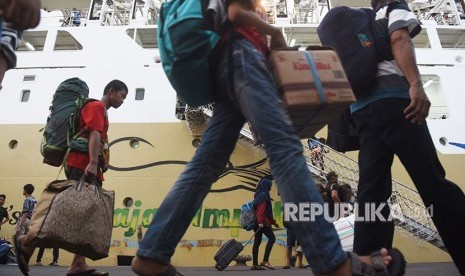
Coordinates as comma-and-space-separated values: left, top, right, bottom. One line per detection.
0, 0, 463, 267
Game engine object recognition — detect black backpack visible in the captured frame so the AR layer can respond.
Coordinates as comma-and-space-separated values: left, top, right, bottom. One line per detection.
317, 6, 392, 99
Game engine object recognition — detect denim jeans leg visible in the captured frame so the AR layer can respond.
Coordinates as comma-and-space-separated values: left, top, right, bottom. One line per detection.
136, 96, 246, 264
228, 39, 347, 273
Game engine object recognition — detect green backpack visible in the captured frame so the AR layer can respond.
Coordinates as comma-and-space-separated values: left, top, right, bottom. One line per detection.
40, 78, 94, 167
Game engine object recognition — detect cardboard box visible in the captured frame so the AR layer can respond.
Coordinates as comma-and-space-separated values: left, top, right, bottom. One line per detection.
269, 48, 355, 139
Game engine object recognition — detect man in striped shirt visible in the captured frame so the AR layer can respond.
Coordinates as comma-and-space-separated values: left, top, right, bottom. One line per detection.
351, 0, 465, 274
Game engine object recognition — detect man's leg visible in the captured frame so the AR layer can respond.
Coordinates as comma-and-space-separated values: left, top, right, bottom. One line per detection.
230, 38, 347, 274
36, 247, 44, 263
133, 95, 246, 273
376, 99, 465, 274
64, 167, 103, 274
52, 247, 59, 263
352, 109, 395, 256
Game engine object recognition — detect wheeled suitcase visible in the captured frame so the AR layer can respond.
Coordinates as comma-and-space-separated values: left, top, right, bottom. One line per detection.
214, 233, 255, 271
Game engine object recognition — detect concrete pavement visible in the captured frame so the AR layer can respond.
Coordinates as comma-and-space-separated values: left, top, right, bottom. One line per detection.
0, 262, 461, 276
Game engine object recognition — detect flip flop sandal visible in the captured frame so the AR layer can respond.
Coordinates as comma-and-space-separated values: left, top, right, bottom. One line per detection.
386, 248, 406, 276
13, 234, 30, 276
349, 248, 406, 276
250, 265, 265, 270
349, 252, 388, 276
298, 265, 307, 269
260, 262, 275, 270
283, 265, 291, 269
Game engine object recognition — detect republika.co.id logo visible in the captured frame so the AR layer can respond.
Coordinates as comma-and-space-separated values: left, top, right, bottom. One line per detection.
283, 202, 433, 223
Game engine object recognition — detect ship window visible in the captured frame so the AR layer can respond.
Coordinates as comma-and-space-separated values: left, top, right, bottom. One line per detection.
412, 29, 431, 48
9, 140, 18, 149
126, 28, 158, 49
23, 75, 36, 81
89, 0, 103, 20
21, 90, 30, 102
54, 30, 83, 51
276, 0, 288, 18
422, 74, 448, 119
437, 29, 465, 49
135, 88, 145, 100
18, 31, 47, 51
123, 197, 134, 207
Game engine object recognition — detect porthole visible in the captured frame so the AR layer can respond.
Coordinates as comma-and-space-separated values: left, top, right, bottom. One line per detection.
8, 140, 18, 149
192, 138, 201, 148
130, 138, 140, 149
439, 137, 448, 146
123, 197, 134, 207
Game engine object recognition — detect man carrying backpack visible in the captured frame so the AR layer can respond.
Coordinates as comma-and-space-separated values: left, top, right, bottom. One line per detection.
349, 0, 465, 274
14, 80, 128, 276
64, 79, 127, 276
132, 0, 405, 275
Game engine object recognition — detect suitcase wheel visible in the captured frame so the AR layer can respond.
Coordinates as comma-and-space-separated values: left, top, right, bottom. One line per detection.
215, 263, 224, 271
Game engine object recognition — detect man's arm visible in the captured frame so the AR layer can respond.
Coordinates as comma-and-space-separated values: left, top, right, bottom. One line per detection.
0, 0, 42, 31
390, 28, 430, 125
227, 2, 287, 50
85, 130, 101, 177
331, 189, 341, 203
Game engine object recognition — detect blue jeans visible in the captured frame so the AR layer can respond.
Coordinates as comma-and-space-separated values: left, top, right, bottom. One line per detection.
137, 39, 347, 273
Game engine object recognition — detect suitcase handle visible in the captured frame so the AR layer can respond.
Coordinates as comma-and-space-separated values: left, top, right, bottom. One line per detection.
241, 231, 257, 248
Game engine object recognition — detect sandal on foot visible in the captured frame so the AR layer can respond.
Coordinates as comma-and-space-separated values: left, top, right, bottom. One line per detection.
349, 248, 406, 276
298, 265, 307, 269
13, 234, 30, 276
260, 262, 275, 270
250, 265, 265, 270
386, 249, 406, 276
368, 248, 406, 276
283, 265, 291, 269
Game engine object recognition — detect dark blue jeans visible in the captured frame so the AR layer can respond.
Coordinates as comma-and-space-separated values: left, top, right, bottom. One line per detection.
137, 39, 346, 273
352, 98, 465, 274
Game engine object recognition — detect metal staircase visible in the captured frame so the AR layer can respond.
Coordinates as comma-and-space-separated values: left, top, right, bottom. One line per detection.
194, 105, 446, 251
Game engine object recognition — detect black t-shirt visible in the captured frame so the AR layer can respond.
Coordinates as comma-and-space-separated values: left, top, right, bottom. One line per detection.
0, 207, 9, 222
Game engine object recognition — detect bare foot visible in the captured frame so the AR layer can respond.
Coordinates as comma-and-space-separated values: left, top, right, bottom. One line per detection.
132, 256, 169, 276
